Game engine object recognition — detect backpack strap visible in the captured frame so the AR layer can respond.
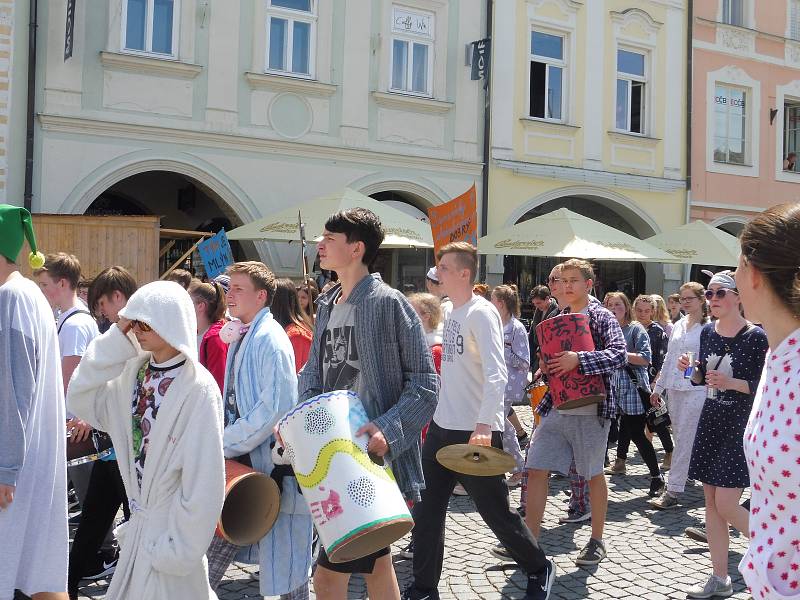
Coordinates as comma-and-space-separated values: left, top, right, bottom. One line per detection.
58, 309, 92, 335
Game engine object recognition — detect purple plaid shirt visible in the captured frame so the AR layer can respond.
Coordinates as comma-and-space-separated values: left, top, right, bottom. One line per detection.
535, 301, 627, 420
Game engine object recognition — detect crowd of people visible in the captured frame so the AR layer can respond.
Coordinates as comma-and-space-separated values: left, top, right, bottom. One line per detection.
1, 200, 799, 600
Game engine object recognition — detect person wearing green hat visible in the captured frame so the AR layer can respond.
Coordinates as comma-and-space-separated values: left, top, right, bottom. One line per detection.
0, 204, 69, 599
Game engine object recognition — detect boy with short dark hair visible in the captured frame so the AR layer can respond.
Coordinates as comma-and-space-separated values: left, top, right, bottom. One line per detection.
299, 207, 438, 599
524, 258, 627, 566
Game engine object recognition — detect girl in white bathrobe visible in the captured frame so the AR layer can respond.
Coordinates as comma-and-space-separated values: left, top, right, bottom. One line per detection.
68, 281, 225, 600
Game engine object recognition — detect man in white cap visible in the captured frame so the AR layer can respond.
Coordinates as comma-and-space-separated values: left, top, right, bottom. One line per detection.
425, 266, 452, 322
0, 204, 68, 600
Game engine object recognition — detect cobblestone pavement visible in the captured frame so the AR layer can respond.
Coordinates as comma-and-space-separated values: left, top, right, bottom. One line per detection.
77, 407, 752, 599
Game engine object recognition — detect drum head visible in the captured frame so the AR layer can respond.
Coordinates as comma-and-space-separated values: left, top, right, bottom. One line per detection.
218, 473, 281, 546
436, 444, 517, 477
326, 517, 414, 563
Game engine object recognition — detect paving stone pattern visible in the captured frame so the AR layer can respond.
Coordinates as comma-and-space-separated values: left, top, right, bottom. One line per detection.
77, 407, 752, 599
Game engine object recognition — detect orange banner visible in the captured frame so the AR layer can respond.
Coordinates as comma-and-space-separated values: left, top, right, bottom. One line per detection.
428, 184, 478, 256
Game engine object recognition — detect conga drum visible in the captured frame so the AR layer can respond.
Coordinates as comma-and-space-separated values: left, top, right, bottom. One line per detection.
277, 390, 413, 563
535, 313, 606, 410
216, 459, 281, 546
66, 430, 114, 467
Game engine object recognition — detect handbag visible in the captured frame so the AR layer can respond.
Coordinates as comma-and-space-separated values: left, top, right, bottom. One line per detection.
625, 365, 671, 429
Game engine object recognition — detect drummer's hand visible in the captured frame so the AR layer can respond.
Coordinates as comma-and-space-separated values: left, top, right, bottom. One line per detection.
649, 392, 661, 407
468, 423, 492, 447
117, 317, 133, 335
547, 351, 579, 377
356, 422, 389, 457
273, 426, 284, 447
67, 418, 92, 443
0, 485, 13, 510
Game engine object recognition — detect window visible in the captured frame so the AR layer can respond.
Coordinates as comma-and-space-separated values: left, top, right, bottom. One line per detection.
266, 0, 315, 77
615, 49, 646, 134
529, 31, 565, 121
791, 0, 800, 40
784, 102, 800, 171
390, 7, 434, 96
722, 0, 744, 26
714, 85, 749, 165
123, 0, 179, 56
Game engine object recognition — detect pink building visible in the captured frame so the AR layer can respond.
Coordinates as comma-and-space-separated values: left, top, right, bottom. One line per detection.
691, 1, 800, 239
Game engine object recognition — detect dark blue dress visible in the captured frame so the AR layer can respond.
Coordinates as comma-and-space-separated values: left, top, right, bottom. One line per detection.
687, 323, 768, 488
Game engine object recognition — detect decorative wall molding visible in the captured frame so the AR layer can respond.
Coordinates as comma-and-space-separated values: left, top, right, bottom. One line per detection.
99, 51, 202, 79
716, 24, 756, 54
244, 72, 337, 97
371, 91, 453, 114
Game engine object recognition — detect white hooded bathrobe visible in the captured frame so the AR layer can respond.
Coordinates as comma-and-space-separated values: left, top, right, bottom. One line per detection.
68, 281, 225, 599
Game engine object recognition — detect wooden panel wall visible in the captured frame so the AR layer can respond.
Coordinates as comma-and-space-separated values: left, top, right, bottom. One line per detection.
19, 214, 160, 285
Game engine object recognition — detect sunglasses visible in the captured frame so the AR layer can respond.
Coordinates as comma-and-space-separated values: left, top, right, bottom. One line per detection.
548, 277, 561, 284
131, 320, 153, 332
705, 289, 738, 300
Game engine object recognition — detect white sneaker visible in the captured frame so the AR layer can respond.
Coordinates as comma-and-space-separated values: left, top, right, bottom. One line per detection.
687, 575, 733, 598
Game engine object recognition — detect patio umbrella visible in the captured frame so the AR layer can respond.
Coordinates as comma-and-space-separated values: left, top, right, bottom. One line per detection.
227, 188, 433, 248
644, 220, 741, 266
477, 208, 677, 262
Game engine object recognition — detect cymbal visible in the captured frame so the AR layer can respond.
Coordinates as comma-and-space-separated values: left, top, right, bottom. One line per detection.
436, 444, 517, 477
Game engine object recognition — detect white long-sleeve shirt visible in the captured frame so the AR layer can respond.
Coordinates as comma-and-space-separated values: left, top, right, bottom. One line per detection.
740, 327, 800, 599
433, 295, 508, 431
653, 315, 706, 395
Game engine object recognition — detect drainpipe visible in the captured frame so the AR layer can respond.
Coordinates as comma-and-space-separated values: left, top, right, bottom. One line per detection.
23, 0, 38, 211
684, 1, 694, 282
479, 0, 492, 281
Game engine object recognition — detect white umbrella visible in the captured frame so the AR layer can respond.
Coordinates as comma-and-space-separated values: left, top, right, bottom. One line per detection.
644, 221, 741, 266
227, 188, 433, 248
477, 208, 678, 262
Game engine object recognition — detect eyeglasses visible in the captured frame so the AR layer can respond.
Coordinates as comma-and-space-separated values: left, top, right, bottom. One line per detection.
547, 277, 561, 284
131, 320, 153, 332
705, 289, 738, 300
679, 296, 698, 303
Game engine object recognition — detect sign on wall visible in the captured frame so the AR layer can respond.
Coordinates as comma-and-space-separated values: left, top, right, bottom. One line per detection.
198, 229, 234, 279
428, 184, 478, 255
470, 38, 491, 81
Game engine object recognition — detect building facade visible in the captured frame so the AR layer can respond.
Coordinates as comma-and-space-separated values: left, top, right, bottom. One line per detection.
487, 0, 688, 298
690, 0, 800, 240
30, 0, 485, 285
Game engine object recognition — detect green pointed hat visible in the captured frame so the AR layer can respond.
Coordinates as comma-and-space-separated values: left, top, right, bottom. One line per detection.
0, 204, 46, 269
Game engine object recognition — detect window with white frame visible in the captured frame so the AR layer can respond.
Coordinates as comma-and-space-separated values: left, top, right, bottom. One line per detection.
390, 6, 434, 96
783, 101, 800, 171
713, 84, 749, 165
529, 31, 565, 121
266, 0, 315, 77
790, 0, 800, 40
123, 0, 179, 56
615, 49, 646, 134
722, 0, 744, 26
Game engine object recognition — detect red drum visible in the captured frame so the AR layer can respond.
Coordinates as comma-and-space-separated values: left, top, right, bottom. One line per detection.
536, 313, 606, 410
216, 459, 281, 546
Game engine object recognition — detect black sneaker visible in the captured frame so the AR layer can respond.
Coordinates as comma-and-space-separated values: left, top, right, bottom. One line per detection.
401, 586, 440, 600
82, 554, 117, 580
648, 475, 665, 498
575, 538, 607, 565
490, 544, 516, 562
685, 526, 708, 544
525, 558, 556, 600
398, 540, 414, 559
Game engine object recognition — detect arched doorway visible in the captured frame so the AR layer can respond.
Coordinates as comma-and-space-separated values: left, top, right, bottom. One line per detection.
86, 170, 259, 277
504, 195, 657, 311
369, 190, 434, 292
689, 219, 745, 283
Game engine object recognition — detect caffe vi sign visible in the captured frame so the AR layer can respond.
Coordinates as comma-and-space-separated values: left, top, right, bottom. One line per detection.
392, 8, 433, 38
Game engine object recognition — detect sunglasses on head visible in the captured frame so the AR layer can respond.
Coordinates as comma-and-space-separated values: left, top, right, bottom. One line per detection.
705, 289, 738, 300
131, 320, 153, 332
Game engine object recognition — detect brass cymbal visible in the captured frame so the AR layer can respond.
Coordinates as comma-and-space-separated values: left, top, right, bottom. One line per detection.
436, 444, 517, 477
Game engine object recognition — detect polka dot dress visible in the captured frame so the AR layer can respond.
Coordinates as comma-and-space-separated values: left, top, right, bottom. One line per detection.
740, 328, 800, 599
688, 323, 769, 488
